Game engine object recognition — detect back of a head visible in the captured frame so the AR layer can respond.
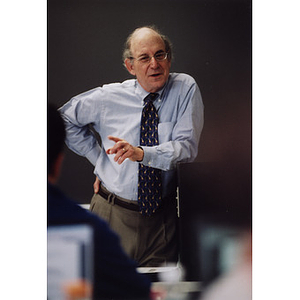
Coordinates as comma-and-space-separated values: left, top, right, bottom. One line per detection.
47, 104, 66, 176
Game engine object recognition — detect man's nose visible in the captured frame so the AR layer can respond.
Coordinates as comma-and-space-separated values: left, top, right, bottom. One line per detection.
149, 56, 159, 67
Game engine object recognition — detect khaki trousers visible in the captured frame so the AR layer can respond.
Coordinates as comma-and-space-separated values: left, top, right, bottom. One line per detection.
90, 191, 179, 267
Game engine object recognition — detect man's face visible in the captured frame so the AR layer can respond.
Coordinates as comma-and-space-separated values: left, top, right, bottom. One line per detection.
125, 29, 171, 93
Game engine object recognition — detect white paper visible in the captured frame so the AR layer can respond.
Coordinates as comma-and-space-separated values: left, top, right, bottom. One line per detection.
47, 225, 93, 300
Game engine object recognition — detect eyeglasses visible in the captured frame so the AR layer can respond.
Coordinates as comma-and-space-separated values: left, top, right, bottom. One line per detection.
130, 52, 169, 64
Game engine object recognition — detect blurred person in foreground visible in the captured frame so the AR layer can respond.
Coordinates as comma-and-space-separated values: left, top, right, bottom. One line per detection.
47, 104, 152, 300
59, 25, 204, 267
200, 230, 252, 300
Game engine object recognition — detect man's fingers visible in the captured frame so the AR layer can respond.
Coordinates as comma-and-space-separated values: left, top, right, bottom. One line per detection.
107, 138, 128, 155
107, 136, 125, 154
114, 147, 128, 163
107, 144, 123, 155
93, 176, 100, 193
106, 136, 136, 163
107, 135, 121, 143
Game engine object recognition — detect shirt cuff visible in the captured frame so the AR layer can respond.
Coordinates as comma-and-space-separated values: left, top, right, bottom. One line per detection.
139, 146, 157, 167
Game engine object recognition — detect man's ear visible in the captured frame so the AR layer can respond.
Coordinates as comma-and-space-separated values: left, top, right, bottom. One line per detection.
124, 59, 136, 76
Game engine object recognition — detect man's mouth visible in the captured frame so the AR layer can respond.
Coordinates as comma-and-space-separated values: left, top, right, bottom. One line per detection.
149, 73, 162, 78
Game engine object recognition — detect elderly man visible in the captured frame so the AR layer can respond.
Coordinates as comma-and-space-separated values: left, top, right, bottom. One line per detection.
59, 26, 204, 267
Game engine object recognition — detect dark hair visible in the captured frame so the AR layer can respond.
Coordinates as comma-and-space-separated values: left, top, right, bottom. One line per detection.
122, 25, 173, 64
47, 104, 66, 175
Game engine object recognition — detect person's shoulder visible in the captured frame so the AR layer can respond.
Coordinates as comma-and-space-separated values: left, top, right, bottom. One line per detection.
70, 78, 136, 99
96, 79, 136, 99
170, 72, 196, 84
167, 73, 198, 94
102, 78, 136, 90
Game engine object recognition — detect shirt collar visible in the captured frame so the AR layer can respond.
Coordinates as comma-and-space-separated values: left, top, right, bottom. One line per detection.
135, 77, 169, 102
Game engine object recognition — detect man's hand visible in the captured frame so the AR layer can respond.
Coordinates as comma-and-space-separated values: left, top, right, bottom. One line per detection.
93, 176, 101, 194
106, 136, 144, 164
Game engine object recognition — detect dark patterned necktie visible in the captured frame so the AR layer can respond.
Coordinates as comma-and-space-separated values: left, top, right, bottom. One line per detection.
138, 93, 162, 215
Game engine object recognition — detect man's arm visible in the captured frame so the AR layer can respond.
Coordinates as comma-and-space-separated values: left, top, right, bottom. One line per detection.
142, 82, 204, 171
59, 94, 101, 166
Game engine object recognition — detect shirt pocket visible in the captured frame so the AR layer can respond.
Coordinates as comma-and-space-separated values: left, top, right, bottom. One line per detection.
158, 122, 175, 143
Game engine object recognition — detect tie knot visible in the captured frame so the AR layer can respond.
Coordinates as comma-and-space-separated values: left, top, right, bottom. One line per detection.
144, 93, 159, 104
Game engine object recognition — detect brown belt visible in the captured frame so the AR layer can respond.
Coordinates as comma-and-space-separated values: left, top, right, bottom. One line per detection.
98, 185, 140, 212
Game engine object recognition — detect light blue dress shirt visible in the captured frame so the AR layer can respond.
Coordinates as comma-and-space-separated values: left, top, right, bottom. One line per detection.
59, 73, 204, 200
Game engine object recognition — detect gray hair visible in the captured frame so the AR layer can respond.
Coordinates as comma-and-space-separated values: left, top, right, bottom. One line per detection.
122, 25, 173, 65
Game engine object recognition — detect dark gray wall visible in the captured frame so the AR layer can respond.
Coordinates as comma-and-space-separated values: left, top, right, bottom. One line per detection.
48, 0, 252, 204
